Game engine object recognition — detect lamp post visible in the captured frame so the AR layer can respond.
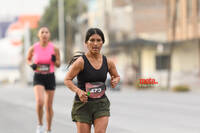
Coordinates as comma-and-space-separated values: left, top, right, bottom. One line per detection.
58, 0, 65, 63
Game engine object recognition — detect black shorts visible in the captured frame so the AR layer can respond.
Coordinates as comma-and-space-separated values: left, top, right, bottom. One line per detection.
33, 73, 56, 90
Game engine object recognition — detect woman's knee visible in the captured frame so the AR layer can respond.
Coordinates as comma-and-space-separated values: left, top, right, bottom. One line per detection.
36, 99, 44, 107
45, 104, 53, 112
94, 128, 106, 133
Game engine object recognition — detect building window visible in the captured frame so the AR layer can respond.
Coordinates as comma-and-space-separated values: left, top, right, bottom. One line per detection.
156, 55, 170, 70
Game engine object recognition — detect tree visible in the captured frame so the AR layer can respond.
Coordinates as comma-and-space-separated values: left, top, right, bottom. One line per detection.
31, 0, 86, 44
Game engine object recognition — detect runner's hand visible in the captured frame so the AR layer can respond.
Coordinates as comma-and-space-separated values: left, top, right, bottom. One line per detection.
30, 64, 37, 70
51, 55, 56, 62
110, 76, 119, 88
77, 89, 88, 102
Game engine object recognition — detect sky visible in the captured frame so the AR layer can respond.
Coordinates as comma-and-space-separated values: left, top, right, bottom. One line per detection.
0, 0, 50, 17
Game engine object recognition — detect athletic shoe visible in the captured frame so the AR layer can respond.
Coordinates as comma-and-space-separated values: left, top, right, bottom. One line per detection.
36, 125, 44, 133
44, 131, 51, 133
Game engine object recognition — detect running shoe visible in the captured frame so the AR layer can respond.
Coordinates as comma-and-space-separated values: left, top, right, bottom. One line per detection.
44, 131, 51, 133
36, 125, 44, 133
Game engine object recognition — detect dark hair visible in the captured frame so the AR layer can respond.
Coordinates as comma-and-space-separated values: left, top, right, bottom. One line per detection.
67, 28, 105, 69
85, 28, 105, 43
67, 51, 84, 69
38, 26, 49, 31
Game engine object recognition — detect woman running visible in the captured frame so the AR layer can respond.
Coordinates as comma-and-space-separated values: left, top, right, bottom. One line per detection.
26, 26, 61, 133
64, 28, 120, 133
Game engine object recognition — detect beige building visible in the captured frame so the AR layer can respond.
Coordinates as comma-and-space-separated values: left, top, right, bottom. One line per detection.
107, 38, 200, 89
167, 0, 200, 41
80, 0, 200, 89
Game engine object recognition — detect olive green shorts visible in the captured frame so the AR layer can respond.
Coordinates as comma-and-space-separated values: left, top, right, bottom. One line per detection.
71, 96, 110, 124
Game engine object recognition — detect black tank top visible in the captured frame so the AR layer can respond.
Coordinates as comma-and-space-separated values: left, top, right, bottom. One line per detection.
75, 54, 108, 100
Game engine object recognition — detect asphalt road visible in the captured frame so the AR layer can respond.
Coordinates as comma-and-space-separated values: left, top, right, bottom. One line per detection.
0, 84, 200, 133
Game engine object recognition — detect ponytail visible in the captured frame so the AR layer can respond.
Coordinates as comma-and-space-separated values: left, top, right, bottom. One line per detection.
67, 51, 84, 69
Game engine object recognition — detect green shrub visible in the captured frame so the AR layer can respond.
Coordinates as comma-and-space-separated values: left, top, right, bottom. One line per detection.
159, 86, 168, 91
172, 85, 190, 92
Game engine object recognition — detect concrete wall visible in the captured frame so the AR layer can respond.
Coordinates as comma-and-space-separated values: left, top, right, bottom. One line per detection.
140, 42, 200, 89
172, 42, 199, 73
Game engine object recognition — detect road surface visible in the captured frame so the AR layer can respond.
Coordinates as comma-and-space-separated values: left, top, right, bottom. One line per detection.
0, 84, 200, 133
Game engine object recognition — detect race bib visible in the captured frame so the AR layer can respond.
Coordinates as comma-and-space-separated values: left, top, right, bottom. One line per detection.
36, 64, 50, 72
85, 82, 106, 98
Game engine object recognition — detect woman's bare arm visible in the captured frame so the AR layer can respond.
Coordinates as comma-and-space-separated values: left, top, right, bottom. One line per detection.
54, 46, 61, 67
64, 57, 88, 102
26, 46, 34, 65
107, 58, 120, 88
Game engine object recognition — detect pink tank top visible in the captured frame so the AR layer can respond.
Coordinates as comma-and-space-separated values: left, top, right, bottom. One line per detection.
33, 42, 55, 73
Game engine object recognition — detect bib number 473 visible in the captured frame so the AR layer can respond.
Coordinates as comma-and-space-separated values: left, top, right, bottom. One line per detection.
85, 82, 106, 98
90, 88, 102, 93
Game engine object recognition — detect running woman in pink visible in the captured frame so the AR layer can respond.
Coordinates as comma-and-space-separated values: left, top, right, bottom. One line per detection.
26, 27, 61, 133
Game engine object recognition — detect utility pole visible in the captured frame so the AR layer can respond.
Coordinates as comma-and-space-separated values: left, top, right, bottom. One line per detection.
21, 23, 31, 84
192, 0, 198, 38
192, 0, 200, 75
166, 0, 170, 40
58, 0, 65, 63
66, 15, 72, 63
167, 0, 177, 90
